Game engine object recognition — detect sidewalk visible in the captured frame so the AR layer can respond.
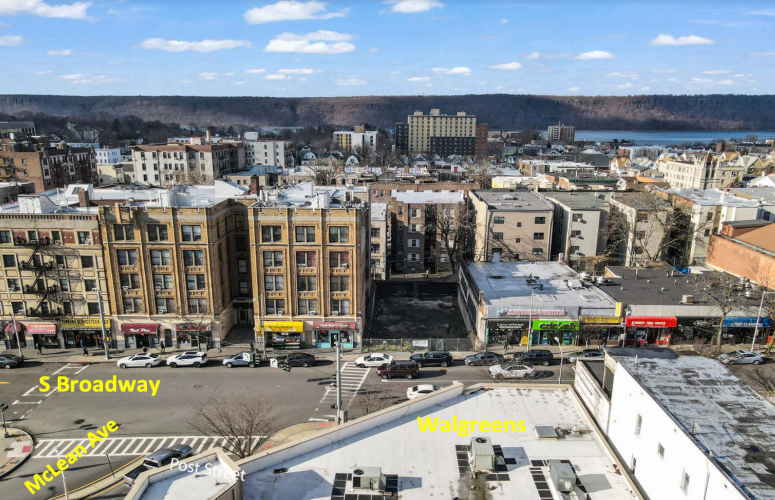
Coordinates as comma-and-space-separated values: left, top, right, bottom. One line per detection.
0, 427, 34, 479
47, 455, 144, 500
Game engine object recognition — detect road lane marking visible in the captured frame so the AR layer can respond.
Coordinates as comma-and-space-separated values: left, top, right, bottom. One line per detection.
22, 385, 39, 396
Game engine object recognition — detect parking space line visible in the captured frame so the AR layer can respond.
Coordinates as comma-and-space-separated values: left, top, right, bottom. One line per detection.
22, 385, 39, 397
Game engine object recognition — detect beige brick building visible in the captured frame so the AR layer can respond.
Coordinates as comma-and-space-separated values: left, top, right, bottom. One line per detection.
406, 109, 477, 154
131, 142, 244, 187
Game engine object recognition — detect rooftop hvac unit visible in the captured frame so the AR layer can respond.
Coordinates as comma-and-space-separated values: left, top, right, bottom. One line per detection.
350, 466, 386, 493
548, 460, 576, 493
681, 294, 694, 304
469, 436, 495, 471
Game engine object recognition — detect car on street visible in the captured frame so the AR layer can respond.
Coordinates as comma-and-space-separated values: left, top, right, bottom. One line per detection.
274, 353, 316, 367
407, 384, 440, 399
512, 349, 554, 366
223, 351, 260, 368
567, 349, 606, 363
355, 353, 394, 368
409, 351, 454, 368
377, 360, 419, 380
124, 444, 193, 487
463, 352, 504, 366
0, 353, 23, 369
117, 353, 162, 369
489, 363, 536, 380
166, 352, 207, 368
719, 350, 764, 365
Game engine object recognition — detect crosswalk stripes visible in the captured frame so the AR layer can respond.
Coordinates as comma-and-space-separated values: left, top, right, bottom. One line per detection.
310, 361, 371, 422
31, 436, 236, 458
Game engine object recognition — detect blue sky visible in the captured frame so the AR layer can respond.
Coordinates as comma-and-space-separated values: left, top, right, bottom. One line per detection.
0, 0, 774, 97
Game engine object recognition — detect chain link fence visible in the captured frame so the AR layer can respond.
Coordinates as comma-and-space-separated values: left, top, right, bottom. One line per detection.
362, 337, 476, 352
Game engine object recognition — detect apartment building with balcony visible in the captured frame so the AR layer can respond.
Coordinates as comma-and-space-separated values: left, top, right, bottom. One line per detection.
0, 191, 111, 351
248, 182, 368, 349
130, 142, 244, 187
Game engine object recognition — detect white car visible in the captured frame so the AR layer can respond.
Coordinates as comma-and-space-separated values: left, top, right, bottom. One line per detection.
719, 350, 764, 365
407, 384, 440, 400
488, 363, 535, 380
166, 352, 207, 368
355, 353, 394, 368
117, 353, 162, 369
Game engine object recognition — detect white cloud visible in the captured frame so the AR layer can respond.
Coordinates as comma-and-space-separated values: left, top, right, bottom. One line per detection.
386, 0, 443, 14
524, 51, 540, 60
244, 1, 348, 24
495, 85, 505, 89
640, 86, 650, 91
717, 79, 735, 85
266, 74, 287, 80
224, 72, 235, 76
368, 47, 378, 53
567, 87, 580, 92
298, 78, 307, 81
702, 70, 729, 74
606, 71, 638, 79
477, 82, 487, 86
0, 34, 22, 46
138, 38, 252, 53
652, 68, 677, 74
58, 74, 84, 80
0, 22, 10, 28
617, 82, 634, 89
234, 81, 247, 85
650, 34, 714, 46
747, 9, 775, 16
245, 68, 266, 74
489, 62, 522, 70
67, 75, 121, 85
390, 70, 401, 75
198, 72, 218, 80
524, 51, 571, 60
432, 66, 471, 75
750, 52, 775, 57
575, 50, 615, 60
0, 0, 91, 20
336, 78, 367, 85
46, 49, 72, 56
35, 70, 52, 75
264, 30, 355, 54
407, 76, 431, 81
277, 68, 317, 74
499, 19, 508, 25
667, 78, 679, 82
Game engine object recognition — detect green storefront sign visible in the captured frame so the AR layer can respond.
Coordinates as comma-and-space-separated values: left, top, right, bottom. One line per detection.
532, 320, 580, 331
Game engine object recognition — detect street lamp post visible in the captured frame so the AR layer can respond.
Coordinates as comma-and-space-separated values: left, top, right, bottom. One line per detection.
751, 290, 774, 352
554, 336, 564, 385
54, 447, 70, 500
1, 403, 9, 438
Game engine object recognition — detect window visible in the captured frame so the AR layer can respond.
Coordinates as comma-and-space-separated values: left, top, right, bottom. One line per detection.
532, 248, 543, 256
181, 225, 202, 242
409, 223, 418, 233
265, 298, 285, 315
330, 276, 350, 292
330, 252, 350, 268
637, 212, 649, 222
3, 255, 15, 267
635, 231, 646, 240
153, 274, 173, 289
410, 209, 419, 218
234, 214, 245, 230
122, 297, 143, 313
371, 244, 380, 253
183, 250, 204, 266
706, 211, 713, 221
150, 250, 171, 266
0, 231, 10, 243
370, 228, 380, 237
147, 225, 168, 241
7, 278, 19, 291
63, 302, 72, 315
634, 246, 644, 255
681, 471, 690, 494
298, 298, 317, 314
186, 274, 206, 290
11, 302, 24, 314
235, 236, 247, 252
329, 226, 349, 243
113, 225, 134, 241
408, 253, 420, 262
295, 226, 316, 242
78, 231, 91, 244
535, 217, 546, 224
517, 222, 522, 227
331, 299, 350, 314
570, 230, 582, 238
572, 213, 583, 222
156, 297, 174, 313
81, 256, 94, 268
297, 275, 317, 291
570, 246, 580, 254
408, 238, 420, 247
493, 216, 505, 224
120, 274, 140, 289
84, 279, 96, 291
188, 298, 207, 314
635, 414, 642, 436
704, 228, 711, 237
261, 226, 282, 242
533, 232, 545, 240
296, 251, 316, 267
657, 443, 665, 460
238, 259, 248, 273
764, 212, 771, 221
88, 302, 101, 315
265, 275, 285, 291
493, 232, 503, 240
239, 281, 249, 294
263, 251, 283, 267
51, 231, 60, 243
117, 249, 137, 266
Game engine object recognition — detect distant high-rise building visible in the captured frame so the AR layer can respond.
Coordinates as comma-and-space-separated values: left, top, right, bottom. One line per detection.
0, 121, 36, 138
399, 109, 481, 156
395, 123, 409, 153
547, 122, 575, 143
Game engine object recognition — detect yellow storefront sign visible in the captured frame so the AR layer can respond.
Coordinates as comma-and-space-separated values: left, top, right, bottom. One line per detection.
580, 316, 620, 324
60, 318, 111, 329
257, 321, 304, 333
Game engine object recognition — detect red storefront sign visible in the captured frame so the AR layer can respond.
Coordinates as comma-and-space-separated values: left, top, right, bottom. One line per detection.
313, 322, 356, 330
27, 323, 57, 335
626, 316, 677, 328
121, 323, 159, 335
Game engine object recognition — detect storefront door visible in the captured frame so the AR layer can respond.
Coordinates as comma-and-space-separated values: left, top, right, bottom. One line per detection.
313, 322, 355, 348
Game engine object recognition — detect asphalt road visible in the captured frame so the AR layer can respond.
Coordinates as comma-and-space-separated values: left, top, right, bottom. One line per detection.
0, 357, 578, 500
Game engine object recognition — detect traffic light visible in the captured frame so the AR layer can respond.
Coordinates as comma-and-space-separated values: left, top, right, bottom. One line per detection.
331, 372, 338, 387
281, 359, 292, 372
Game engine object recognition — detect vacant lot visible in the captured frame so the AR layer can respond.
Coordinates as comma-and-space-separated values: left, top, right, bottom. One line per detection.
370, 294, 468, 339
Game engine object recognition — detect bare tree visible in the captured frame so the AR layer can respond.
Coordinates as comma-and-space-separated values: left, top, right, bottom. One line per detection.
752, 264, 775, 354
308, 158, 340, 186
464, 162, 499, 189
352, 382, 396, 417
744, 365, 775, 393
171, 168, 213, 186
188, 396, 276, 459
423, 201, 476, 273
745, 134, 760, 144
694, 272, 743, 349
515, 129, 543, 145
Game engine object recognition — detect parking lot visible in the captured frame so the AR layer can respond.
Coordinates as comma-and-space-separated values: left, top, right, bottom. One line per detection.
369, 294, 469, 339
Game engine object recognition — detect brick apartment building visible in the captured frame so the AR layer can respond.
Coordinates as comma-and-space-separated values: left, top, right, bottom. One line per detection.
1, 139, 98, 191
130, 141, 244, 186
706, 220, 775, 286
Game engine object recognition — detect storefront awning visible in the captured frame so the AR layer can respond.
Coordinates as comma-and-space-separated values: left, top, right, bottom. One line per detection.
723, 317, 773, 328
27, 323, 57, 334
626, 316, 678, 328
4, 322, 25, 334
60, 318, 111, 329
313, 321, 356, 330
121, 323, 159, 335
258, 321, 304, 333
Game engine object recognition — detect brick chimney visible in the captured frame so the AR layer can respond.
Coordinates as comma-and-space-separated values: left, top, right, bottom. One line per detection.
78, 190, 90, 207
250, 176, 261, 195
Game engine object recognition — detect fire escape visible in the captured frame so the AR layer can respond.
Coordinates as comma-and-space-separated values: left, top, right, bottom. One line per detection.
15, 236, 64, 318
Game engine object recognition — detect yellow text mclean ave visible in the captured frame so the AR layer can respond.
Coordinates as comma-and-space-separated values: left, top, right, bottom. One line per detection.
39, 375, 160, 397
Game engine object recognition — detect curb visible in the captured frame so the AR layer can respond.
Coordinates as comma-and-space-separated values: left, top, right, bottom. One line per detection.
46, 455, 143, 500
0, 428, 34, 479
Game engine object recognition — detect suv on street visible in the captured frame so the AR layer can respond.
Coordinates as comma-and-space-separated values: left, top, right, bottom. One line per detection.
123, 444, 193, 487
377, 360, 419, 380
409, 351, 454, 368
166, 352, 207, 368
513, 349, 554, 366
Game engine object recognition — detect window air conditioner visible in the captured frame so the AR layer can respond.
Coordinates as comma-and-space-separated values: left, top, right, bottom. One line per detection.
309, 310, 317, 315
332, 311, 340, 316
298, 263, 307, 267
158, 308, 165, 314
155, 286, 162, 291
342, 264, 349, 269
122, 286, 130, 290
54, 240, 61, 245
277, 310, 284, 315
57, 264, 65, 269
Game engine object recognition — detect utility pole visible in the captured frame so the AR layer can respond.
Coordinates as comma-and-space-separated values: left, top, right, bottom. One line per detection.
1, 403, 9, 438
336, 341, 342, 425
95, 280, 109, 360
54, 447, 70, 500
259, 293, 266, 359
10, 309, 23, 359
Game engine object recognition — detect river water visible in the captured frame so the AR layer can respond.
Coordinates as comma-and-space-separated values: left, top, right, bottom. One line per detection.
574, 130, 774, 146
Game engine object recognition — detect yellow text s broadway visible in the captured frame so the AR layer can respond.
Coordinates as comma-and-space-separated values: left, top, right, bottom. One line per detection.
39, 375, 160, 396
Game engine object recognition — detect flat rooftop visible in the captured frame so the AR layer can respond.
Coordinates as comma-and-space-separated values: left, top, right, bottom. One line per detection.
391, 190, 464, 204
728, 187, 775, 202
662, 188, 766, 207
472, 189, 554, 212
543, 191, 610, 210
242, 386, 637, 499
370, 201, 387, 221
134, 452, 239, 500
619, 356, 775, 499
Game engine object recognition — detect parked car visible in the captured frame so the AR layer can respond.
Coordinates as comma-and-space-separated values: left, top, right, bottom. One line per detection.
166, 352, 207, 368
274, 353, 316, 367
123, 444, 193, 487
409, 351, 454, 368
513, 349, 554, 366
489, 363, 536, 380
464, 352, 504, 366
407, 384, 440, 400
355, 353, 394, 368
223, 351, 260, 368
0, 354, 23, 369
567, 349, 605, 363
117, 353, 162, 369
719, 350, 764, 365
377, 360, 419, 380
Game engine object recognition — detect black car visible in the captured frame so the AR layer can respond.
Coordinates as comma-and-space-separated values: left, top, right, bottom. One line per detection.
513, 349, 554, 366
464, 352, 504, 366
0, 353, 23, 369
274, 353, 316, 367
409, 351, 453, 368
